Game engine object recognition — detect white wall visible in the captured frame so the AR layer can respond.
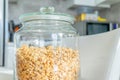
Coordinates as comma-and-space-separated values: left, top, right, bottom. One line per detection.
8, 0, 76, 24
99, 2, 120, 23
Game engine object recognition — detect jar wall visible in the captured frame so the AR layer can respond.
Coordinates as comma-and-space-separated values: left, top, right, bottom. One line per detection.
14, 20, 80, 80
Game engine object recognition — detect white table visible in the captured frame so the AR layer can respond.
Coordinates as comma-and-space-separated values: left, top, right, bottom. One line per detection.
0, 67, 13, 80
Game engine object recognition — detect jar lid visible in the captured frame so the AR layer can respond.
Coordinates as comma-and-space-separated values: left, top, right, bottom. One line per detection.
19, 7, 75, 24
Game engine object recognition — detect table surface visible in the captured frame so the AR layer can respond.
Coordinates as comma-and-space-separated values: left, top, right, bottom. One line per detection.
0, 67, 13, 74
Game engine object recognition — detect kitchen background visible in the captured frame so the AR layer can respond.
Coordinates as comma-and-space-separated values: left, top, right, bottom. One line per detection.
0, 0, 120, 79
100, 3, 120, 23
8, 0, 120, 24
4, 0, 120, 67
0, 0, 120, 72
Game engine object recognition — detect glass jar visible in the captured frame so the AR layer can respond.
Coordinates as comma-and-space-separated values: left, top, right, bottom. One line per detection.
14, 7, 80, 80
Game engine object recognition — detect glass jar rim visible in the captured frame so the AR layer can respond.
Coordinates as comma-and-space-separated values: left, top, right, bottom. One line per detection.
19, 12, 75, 24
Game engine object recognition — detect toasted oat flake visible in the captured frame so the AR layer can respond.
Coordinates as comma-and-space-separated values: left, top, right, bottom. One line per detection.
16, 45, 80, 80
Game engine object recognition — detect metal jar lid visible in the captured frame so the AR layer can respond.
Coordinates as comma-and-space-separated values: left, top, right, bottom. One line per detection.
19, 7, 75, 24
